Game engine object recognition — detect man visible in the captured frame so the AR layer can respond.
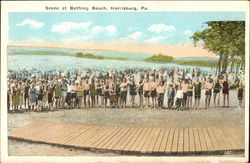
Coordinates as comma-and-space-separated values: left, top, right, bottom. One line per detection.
150, 78, 158, 108
120, 78, 128, 108
156, 81, 165, 109
204, 78, 213, 109
222, 75, 231, 108
193, 78, 202, 109
167, 83, 175, 109
143, 78, 150, 108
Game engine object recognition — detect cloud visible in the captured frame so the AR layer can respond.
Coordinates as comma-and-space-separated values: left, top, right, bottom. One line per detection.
144, 36, 166, 44
126, 31, 144, 40
184, 30, 193, 35
51, 21, 91, 34
90, 25, 117, 36
16, 18, 44, 29
148, 24, 176, 33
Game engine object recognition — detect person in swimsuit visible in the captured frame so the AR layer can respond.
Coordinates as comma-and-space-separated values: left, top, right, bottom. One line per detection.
237, 79, 244, 108
120, 78, 128, 108
213, 78, 222, 108
24, 80, 30, 109
76, 81, 84, 108
95, 80, 102, 107
137, 79, 144, 108
129, 78, 137, 108
167, 83, 175, 109
29, 83, 37, 111
84, 79, 90, 108
37, 85, 44, 111
115, 79, 121, 108
204, 78, 213, 109
222, 75, 230, 108
47, 84, 54, 110
54, 81, 62, 109
193, 78, 202, 109
156, 81, 165, 109
90, 79, 96, 108
143, 78, 150, 108
150, 78, 158, 109
181, 79, 189, 110
187, 80, 193, 109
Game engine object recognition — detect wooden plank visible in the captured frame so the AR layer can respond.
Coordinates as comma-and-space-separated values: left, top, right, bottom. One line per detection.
117, 128, 140, 151
206, 127, 221, 151
10, 121, 52, 138
112, 127, 137, 151
67, 125, 102, 146
103, 127, 131, 150
79, 126, 111, 148
177, 128, 184, 153
128, 128, 148, 151
45, 124, 80, 143
211, 127, 232, 151
202, 127, 214, 151
171, 128, 179, 153
50, 124, 90, 144
152, 128, 164, 152
95, 127, 123, 149
91, 127, 120, 148
123, 128, 144, 151
8, 121, 43, 137
56, 125, 93, 144
146, 128, 161, 153
225, 126, 244, 149
183, 128, 189, 152
188, 128, 195, 152
141, 128, 158, 153
197, 128, 208, 152
84, 126, 113, 148
134, 128, 153, 152
22, 122, 57, 140
33, 123, 66, 142
163, 128, 173, 153
220, 126, 238, 150
193, 128, 202, 152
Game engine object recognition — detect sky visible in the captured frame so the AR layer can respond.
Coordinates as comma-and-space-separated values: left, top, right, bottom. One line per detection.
9, 12, 245, 46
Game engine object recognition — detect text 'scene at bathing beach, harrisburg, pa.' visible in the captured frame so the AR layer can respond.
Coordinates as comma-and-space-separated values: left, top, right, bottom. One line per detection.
45, 6, 149, 11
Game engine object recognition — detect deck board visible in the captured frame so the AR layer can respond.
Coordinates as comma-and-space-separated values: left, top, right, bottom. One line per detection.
8, 121, 245, 155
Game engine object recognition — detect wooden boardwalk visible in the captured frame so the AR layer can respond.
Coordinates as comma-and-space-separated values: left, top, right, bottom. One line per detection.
8, 121, 245, 155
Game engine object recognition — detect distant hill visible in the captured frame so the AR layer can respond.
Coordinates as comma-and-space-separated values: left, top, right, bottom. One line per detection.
174, 57, 219, 61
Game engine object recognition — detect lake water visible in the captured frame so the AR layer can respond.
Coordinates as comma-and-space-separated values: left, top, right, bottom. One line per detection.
7, 46, 215, 73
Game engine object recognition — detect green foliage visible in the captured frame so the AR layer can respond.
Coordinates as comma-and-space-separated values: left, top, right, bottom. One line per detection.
192, 21, 245, 72
144, 54, 174, 63
75, 52, 128, 60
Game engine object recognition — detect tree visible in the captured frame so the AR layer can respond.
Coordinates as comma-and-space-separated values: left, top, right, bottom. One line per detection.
192, 21, 245, 74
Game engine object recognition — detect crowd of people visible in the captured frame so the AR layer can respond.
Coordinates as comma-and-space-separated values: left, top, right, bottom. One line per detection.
7, 67, 245, 113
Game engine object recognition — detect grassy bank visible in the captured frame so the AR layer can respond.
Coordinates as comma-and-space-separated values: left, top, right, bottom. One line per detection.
144, 54, 174, 63
175, 60, 218, 67
76, 52, 128, 60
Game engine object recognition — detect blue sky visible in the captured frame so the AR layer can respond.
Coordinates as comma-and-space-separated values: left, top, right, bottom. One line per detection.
9, 12, 245, 45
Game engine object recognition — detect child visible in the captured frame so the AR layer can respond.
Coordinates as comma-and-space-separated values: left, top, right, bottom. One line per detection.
237, 80, 244, 108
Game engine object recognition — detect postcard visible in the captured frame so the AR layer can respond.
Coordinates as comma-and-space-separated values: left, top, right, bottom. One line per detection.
1, 1, 249, 163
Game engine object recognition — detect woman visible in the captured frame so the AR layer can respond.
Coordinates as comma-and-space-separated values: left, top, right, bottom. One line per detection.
13, 84, 21, 112
29, 83, 37, 111
213, 78, 222, 108
76, 81, 84, 108
237, 80, 244, 108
